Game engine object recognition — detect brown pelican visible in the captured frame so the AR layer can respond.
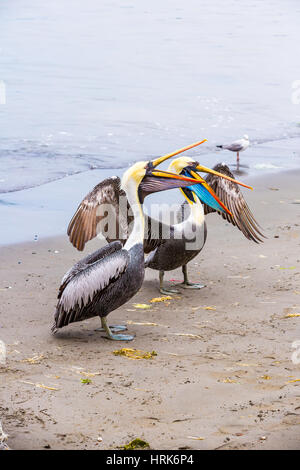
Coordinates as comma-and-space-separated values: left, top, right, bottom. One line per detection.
52, 159, 201, 340
145, 157, 264, 294
217, 135, 250, 170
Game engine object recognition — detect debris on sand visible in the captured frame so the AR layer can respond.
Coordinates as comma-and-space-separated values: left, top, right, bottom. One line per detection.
21, 354, 45, 364
286, 379, 300, 384
80, 378, 91, 385
20, 380, 59, 391
132, 303, 151, 309
192, 305, 216, 311
222, 378, 237, 384
122, 438, 150, 450
187, 436, 205, 440
127, 320, 168, 327
171, 333, 202, 339
79, 371, 100, 378
113, 348, 157, 360
150, 296, 172, 303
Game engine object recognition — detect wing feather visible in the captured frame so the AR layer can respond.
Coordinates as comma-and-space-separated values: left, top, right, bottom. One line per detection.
202, 164, 265, 243
67, 177, 132, 251
58, 241, 123, 296
53, 241, 128, 329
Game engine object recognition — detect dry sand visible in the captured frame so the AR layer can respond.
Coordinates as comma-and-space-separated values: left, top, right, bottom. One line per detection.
1, 170, 300, 450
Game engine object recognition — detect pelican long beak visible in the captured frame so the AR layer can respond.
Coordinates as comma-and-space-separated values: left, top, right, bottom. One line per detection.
195, 164, 253, 190
139, 169, 201, 202
151, 139, 207, 168
188, 170, 233, 216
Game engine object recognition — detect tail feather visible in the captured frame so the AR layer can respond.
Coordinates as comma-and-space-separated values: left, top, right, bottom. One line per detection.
51, 322, 58, 334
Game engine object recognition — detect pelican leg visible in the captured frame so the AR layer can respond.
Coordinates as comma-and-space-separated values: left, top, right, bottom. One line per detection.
159, 270, 180, 295
95, 325, 128, 333
100, 317, 134, 341
178, 265, 205, 289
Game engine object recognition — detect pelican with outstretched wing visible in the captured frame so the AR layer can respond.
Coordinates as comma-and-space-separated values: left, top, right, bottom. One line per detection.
145, 157, 265, 293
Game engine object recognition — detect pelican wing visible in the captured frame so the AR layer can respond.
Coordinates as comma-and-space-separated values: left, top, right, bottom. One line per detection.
143, 214, 170, 254
58, 241, 123, 295
67, 177, 133, 251
53, 241, 129, 329
203, 164, 265, 243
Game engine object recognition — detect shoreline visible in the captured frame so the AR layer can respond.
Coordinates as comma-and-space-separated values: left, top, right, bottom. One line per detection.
1, 133, 300, 196
1, 162, 300, 249
1, 169, 300, 450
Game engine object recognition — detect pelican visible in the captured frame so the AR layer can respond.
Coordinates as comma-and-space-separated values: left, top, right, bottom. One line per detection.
217, 135, 250, 170
52, 158, 201, 340
145, 157, 264, 294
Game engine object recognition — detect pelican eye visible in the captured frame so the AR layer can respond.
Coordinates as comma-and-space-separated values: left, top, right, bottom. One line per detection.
181, 165, 194, 175
145, 162, 154, 173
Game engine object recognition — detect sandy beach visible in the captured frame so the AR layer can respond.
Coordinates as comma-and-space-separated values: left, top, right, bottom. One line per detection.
1, 169, 300, 450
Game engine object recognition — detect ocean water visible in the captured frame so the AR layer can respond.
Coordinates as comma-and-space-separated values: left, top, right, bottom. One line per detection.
0, 0, 300, 243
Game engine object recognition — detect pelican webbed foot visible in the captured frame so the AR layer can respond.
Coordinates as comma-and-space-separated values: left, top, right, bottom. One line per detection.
159, 287, 180, 295
100, 317, 134, 341
108, 333, 135, 341
178, 265, 206, 290
159, 270, 179, 295
178, 281, 206, 289
95, 325, 128, 333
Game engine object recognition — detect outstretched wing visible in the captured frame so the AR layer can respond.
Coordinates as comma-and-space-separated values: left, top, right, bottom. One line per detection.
67, 177, 133, 251
203, 163, 265, 243
53, 241, 129, 329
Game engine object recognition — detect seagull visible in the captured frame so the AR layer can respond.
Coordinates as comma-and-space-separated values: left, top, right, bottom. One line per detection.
217, 135, 250, 170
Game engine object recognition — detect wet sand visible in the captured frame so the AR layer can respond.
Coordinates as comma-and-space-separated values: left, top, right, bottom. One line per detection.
1, 170, 300, 450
